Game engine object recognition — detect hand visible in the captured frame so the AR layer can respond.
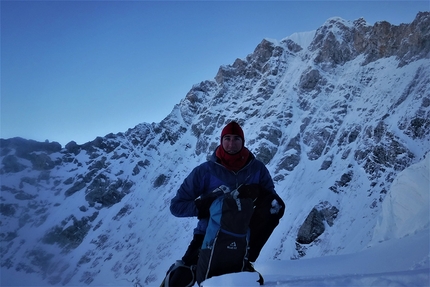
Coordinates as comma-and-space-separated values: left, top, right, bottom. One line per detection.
238, 184, 261, 200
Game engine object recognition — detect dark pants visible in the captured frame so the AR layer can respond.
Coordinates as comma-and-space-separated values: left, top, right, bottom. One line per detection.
182, 192, 285, 265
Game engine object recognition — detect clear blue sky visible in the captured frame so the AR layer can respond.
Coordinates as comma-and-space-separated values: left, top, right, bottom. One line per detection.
1, 1, 428, 146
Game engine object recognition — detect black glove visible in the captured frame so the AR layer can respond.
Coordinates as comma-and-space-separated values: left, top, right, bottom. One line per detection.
238, 184, 261, 200
195, 193, 218, 219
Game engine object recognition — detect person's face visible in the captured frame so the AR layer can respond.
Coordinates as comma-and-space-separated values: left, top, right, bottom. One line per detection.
222, 134, 243, 154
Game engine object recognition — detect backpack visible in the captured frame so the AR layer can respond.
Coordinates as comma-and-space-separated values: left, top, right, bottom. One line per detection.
196, 185, 255, 284
160, 260, 196, 287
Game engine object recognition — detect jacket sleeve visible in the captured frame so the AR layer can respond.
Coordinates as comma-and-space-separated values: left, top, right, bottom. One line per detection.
256, 160, 276, 193
170, 165, 205, 217
258, 162, 276, 193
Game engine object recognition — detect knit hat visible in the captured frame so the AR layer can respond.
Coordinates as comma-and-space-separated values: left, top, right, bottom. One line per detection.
221, 121, 245, 144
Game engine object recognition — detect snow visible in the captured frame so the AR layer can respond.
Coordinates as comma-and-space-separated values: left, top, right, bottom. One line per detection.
283, 30, 316, 49
203, 234, 430, 286
372, 152, 430, 243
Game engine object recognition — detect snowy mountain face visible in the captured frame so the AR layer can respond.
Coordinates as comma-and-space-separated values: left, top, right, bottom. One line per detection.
1, 12, 429, 286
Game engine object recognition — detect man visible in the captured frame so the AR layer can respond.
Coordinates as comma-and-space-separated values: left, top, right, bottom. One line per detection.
167, 121, 284, 286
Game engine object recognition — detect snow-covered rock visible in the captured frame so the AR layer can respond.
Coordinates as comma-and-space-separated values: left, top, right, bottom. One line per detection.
371, 152, 429, 243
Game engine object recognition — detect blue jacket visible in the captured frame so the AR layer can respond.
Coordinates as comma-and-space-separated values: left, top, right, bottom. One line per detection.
170, 146, 275, 234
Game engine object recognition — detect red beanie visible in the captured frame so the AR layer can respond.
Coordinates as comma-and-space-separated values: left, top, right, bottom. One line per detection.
221, 121, 245, 143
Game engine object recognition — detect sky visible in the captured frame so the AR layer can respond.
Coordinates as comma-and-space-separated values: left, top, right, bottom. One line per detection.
1, 1, 429, 146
